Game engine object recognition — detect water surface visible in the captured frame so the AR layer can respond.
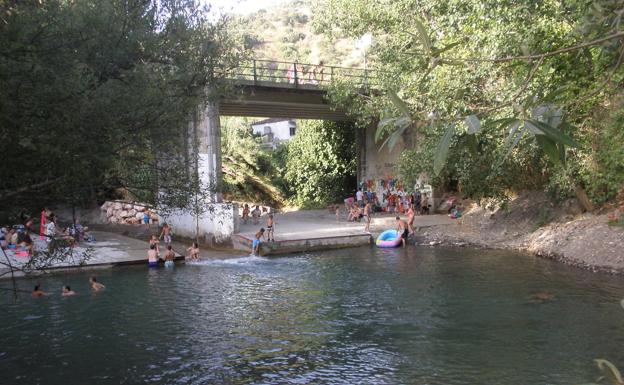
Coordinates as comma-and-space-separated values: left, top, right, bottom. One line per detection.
1, 246, 624, 384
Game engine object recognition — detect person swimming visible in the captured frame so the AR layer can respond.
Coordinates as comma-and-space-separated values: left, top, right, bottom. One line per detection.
31, 284, 47, 298
164, 245, 175, 267
148, 243, 158, 267
89, 276, 105, 291
62, 286, 76, 296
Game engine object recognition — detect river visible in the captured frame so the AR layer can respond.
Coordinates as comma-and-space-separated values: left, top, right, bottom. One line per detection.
1, 246, 624, 384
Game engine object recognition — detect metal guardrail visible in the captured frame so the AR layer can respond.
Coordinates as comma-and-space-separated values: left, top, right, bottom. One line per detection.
220, 59, 374, 88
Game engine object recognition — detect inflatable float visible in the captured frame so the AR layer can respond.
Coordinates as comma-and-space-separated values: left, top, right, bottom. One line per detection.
376, 229, 402, 248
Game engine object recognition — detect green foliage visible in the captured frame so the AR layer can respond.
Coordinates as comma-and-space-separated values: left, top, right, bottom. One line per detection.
578, 104, 624, 204
0, 0, 245, 214
285, 120, 356, 207
220, 117, 289, 207
314, 0, 624, 206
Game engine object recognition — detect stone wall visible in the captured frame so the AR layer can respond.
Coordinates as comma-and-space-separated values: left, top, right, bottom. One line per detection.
161, 203, 239, 246
100, 201, 158, 225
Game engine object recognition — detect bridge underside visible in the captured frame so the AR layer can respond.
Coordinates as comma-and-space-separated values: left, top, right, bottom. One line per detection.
219, 83, 350, 121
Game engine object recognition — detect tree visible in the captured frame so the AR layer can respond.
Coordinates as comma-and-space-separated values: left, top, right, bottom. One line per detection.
313, 0, 624, 206
0, 0, 246, 219
285, 120, 356, 206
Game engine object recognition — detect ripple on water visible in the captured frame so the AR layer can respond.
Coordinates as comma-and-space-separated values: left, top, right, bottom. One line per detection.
2, 247, 624, 385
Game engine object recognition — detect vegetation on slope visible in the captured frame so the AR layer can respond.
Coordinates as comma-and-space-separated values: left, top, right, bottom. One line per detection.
314, 0, 624, 208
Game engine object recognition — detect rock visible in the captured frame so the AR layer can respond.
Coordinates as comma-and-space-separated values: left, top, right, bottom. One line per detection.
135, 205, 146, 212
106, 207, 113, 217
119, 210, 128, 218
113, 202, 123, 210
128, 209, 137, 217
127, 218, 141, 225
123, 203, 133, 210
135, 212, 144, 220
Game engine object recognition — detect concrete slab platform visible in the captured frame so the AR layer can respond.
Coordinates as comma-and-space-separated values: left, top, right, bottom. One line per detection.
0, 230, 243, 279
233, 209, 455, 255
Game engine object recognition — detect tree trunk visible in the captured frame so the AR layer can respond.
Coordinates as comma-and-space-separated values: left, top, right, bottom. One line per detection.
575, 184, 594, 212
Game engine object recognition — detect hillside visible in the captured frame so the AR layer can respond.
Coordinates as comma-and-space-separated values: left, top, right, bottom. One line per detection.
233, 0, 364, 67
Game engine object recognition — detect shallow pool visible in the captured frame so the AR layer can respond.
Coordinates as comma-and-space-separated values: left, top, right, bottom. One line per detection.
2, 246, 624, 384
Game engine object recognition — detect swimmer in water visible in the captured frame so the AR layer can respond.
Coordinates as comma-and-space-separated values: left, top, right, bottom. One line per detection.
32, 284, 47, 298
186, 242, 200, 261
89, 276, 105, 291
62, 286, 76, 296
164, 245, 175, 267
148, 243, 158, 267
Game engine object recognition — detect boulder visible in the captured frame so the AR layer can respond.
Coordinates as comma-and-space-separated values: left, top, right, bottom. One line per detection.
107, 207, 113, 217
119, 210, 128, 218
123, 203, 133, 210
109, 216, 119, 223
135, 205, 146, 212
127, 217, 141, 225
135, 212, 144, 220
128, 209, 137, 217
113, 202, 123, 210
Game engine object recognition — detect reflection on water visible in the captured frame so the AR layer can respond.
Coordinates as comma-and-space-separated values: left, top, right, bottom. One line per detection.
1, 246, 624, 384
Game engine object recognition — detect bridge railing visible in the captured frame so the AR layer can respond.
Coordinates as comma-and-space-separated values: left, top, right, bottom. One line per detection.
221, 59, 375, 88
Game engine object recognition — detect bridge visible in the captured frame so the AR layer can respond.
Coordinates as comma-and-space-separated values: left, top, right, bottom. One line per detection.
170, 59, 380, 244
218, 59, 374, 120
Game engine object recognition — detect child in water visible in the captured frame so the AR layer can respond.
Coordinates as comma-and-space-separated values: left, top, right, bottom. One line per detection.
147, 244, 158, 267
252, 228, 265, 256
187, 242, 200, 261
32, 285, 47, 298
90, 276, 105, 291
62, 286, 76, 296
149, 235, 160, 258
164, 245, 175, 267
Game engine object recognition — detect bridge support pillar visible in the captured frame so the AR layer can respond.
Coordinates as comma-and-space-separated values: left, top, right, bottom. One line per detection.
195, 99, 223, 203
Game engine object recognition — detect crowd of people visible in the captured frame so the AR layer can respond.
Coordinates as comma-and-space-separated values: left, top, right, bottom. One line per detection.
1, 208, 95, 256
286, 61, 325, 85
334, 188, 431, 231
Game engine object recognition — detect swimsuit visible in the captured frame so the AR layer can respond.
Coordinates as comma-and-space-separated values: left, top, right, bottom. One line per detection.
163, 234, 171, 244
148, 261, 158, 268
164, 260, 174, 267
401, 229, 409, 239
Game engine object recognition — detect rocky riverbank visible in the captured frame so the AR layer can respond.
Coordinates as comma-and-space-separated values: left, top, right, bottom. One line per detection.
417, 192, 624, 273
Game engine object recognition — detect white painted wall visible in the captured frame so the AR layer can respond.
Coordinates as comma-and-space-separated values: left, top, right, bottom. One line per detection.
160, 203, 239, 245
251, 120, 296, 141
